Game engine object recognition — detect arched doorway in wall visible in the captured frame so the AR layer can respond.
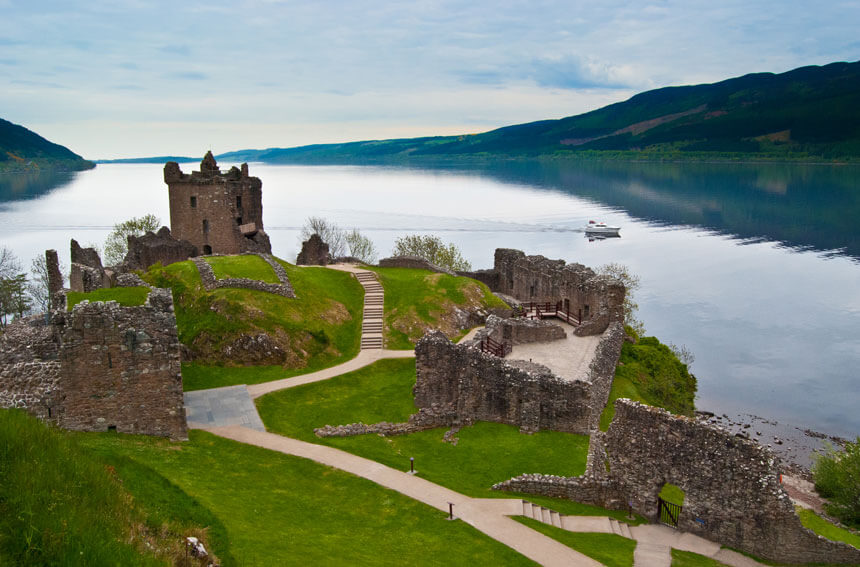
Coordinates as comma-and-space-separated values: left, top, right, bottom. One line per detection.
203, 245, 212, 255
658, 482, 685, 527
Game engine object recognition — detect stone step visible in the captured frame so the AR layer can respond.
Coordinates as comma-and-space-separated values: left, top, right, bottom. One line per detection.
549, 509, 561, 528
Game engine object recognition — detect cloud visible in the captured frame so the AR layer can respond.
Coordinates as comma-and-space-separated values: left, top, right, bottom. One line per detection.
165, 71, 208, 81
528, 55, 632, 89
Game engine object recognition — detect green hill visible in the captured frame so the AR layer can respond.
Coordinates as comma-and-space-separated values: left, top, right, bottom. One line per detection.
0, 118, 95, 172
222, 60, 860, 164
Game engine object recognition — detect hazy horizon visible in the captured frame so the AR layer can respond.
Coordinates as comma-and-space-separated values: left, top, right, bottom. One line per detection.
3, 1, 858, 160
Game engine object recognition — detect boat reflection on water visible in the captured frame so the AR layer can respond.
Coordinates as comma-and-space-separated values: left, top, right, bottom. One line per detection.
584, 220, 621, 243
586, 232, 622, 243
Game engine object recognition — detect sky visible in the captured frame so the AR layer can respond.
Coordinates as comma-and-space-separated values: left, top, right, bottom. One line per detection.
2, 1, 858, 159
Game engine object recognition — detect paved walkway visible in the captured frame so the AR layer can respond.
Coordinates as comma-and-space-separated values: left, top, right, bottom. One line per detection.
184, 385, 266, 431
508, 320, 603, 382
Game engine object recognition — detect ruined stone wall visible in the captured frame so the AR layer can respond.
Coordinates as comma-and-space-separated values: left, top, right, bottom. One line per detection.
165, 153, 271, 256
51, 289, 187, 439
0, 316, 61, 418
481, 314, 566, 345
192, 255, 295, 298
296, 234, 331, 266
489, 249, 625, 336
378, 255, 456, 276
604, 400, 860, 564
413, 330, 605, 434
123, 226, 198, 271
494, 399, 860, 563
456, 268, 499, 290
69, 239, 110, 292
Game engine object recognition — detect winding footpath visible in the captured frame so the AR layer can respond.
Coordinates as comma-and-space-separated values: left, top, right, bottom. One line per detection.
185, 264, 767, 567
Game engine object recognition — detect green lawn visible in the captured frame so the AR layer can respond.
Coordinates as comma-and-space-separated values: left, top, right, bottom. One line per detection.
671, 549, 731, 567
257, 358, 589, 497
66, 286, 150, 310
205, 254, 280, 283
77, 429, 537, 567
660, 483, 686, 507
144, 258, 364, 386
796, 507, 860, 549
514, 517, 636, 567
368, 267, 508, 349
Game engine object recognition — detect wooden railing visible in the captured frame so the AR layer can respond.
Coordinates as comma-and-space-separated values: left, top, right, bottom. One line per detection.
480, 336, 512, 358
514, 301, 581, 326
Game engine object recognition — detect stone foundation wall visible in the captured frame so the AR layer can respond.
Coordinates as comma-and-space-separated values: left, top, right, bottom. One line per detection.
192, 255, 295, 298
51, 289, 187, 439
482, 314, 567, 345
412, 330, 615, 434
456, 268, 499, 290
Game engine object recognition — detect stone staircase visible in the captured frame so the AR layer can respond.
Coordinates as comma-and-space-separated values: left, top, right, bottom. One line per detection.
355, 271, 384, 350
520, 500, 634, 539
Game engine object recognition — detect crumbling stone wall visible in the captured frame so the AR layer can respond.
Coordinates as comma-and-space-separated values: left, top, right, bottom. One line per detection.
411, 326, 623, 434
496, 400, 860, 564
296, 234, 331, 266
0, 316, 61, 418
49, 289, 187, 439
475, 314, 566, 346
123, 226, 198, 271
378, 255, 456, 276
69, 239, 110, 292
164, 153, 271, 256
482, 249, 625, 336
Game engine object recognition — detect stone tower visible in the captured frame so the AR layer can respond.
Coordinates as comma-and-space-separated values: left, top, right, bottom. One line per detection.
163, 152, 271, 255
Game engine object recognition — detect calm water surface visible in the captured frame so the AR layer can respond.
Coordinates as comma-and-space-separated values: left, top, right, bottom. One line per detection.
1, 161, 858, 441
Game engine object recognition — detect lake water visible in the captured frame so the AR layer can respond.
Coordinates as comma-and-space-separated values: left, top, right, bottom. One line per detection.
1, 160, 858, 446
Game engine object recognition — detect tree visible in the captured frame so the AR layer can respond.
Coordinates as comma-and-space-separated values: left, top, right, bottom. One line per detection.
29, 254, 66, 313
0, 246, 21, 279
0, 273, 29, 328
391, 235, 471, 271
597, 262, 645, 336
345, 229, 378, 264
300, 216, 347, 258
103, 214, 160, 266
813, 438, 860, 526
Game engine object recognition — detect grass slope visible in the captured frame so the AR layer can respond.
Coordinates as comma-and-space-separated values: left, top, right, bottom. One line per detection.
796, 508, 860, 549
143, 257, 363, 388
671, 549, 732, 567
368, 267, 508, 349
0, 408, 207, 566
514, 517, 636, 567
257, 358, 589, 497
66, 286, 151, 310
77, 429, 537, 566
600, 332, 697, 430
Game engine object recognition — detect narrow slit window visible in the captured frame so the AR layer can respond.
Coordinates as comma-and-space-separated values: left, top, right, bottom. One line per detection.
236, 196, 242, 208
190, 196, 197, 208
202, 219, 209, 233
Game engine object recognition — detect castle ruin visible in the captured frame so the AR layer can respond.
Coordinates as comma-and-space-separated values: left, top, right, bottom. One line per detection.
164, 152, 271, 256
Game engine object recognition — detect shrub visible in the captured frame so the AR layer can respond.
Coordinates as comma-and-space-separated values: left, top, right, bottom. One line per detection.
103, 214, 160, 265
390, 234, 471, 271
813, 437, 860, 526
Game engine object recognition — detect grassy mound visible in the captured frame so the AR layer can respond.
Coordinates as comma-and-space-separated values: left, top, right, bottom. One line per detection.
0, 408, 226, 566
600, 330, 697, 430
143, 257, 363, 386
205, 255, 280, 283
368, 267, 508, 349
66, 286, 150, 310
257, 358, 589, 497
76, 429, 535, 566
796, 507, 860, 549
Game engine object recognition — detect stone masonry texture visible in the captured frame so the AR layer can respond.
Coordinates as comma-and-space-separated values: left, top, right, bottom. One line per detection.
123, 226, 198, 271
50, 288, 187, 439
411, 324, 624, 434
495, 400, 860, 564
164, 152, 271, 256
485, 249, 625, 336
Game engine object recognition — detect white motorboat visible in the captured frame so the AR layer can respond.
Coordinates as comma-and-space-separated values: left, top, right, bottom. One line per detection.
584, 220, 621, 235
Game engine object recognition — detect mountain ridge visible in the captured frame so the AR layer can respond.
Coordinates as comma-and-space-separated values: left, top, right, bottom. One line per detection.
0, 118, 95, 172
